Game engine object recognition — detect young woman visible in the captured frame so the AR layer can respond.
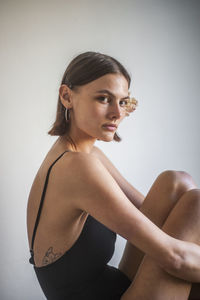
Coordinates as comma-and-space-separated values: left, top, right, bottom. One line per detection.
27, 51, 200, 299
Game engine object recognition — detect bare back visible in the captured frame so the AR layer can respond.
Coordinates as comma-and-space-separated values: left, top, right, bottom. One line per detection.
27, 142, 89, 267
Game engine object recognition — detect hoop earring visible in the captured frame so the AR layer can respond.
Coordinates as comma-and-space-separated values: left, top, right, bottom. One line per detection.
65, 108, 70, 122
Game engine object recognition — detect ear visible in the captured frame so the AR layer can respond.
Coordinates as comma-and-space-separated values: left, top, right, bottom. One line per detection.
59, 84, 73, 109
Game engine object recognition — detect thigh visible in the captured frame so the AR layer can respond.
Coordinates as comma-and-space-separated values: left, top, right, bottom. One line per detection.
119, 170, 197, 280
121, 189, 200, 300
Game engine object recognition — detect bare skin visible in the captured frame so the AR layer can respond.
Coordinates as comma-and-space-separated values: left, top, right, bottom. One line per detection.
92, 147, 200, 299
27, 73, 200, 299
119, 171, 200, 299
27, 144, 200, 298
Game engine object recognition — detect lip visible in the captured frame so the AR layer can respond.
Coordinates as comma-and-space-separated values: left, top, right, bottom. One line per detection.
102, 123, 118, 131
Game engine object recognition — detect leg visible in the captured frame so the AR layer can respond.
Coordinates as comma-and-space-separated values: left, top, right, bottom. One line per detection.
120, 189, 200, 300
119, 170, 197, 279
118, 170, 199, 297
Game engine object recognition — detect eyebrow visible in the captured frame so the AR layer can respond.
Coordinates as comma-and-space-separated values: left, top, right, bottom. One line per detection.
95, 89, 130, 100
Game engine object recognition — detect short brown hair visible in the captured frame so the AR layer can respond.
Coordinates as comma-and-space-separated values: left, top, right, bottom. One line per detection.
48, 51, 131, 143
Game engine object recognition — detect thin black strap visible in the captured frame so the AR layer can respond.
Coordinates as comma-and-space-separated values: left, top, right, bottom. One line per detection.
29, 150, 70, 264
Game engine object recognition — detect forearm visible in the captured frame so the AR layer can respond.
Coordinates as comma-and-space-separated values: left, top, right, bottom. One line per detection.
136, 232, 200, 283
127, 212, 200, 283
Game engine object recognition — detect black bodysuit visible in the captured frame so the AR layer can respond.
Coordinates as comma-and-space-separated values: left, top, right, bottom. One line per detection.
29, 151, 131, 299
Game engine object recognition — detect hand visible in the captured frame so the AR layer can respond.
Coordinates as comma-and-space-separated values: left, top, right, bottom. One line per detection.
165, 239, 200, 283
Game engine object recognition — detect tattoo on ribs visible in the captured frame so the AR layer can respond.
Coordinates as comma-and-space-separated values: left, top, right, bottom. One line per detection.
42, 247, 62, 266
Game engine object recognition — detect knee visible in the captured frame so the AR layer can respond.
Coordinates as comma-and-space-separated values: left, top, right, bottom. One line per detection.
182, 188, 200, 209
174, 171, 197, 196
157, 170, 196, 197
155, 170, 181, 195
158, 170, 193, 183
157, 170, 179, 182
176, 170, 196, 186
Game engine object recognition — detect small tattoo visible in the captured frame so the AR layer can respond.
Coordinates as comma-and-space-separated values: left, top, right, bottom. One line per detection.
42, 247, 62, 266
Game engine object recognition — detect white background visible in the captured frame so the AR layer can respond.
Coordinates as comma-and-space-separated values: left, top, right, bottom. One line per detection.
0, 0, 199, 299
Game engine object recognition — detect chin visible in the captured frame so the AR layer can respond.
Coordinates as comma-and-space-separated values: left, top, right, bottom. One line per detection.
99, 134, 114, 142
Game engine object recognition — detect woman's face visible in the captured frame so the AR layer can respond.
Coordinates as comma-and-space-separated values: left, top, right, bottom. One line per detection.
69, 73, 129, 142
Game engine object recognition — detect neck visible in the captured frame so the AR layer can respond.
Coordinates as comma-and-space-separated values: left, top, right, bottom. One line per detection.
59, 134, 96, 154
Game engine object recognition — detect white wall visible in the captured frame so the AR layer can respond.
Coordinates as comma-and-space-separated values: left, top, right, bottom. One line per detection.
0, 0, 199, 299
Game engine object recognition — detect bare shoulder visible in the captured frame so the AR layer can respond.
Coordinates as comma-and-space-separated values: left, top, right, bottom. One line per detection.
60, 150, 107, 184
91, 145, 105, 158
59, 150, 135, 232
51, 150, 104, 195
91, 145, 102, 154
53, 149, 170, 265
61, 150, 101, 171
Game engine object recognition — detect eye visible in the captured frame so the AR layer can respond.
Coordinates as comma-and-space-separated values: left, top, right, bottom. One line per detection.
97, 96, 110, 103
120, 99, 128, 107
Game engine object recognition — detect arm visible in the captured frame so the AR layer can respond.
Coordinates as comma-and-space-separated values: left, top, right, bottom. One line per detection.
91, 146, 145, 209
65, 152, 200, 282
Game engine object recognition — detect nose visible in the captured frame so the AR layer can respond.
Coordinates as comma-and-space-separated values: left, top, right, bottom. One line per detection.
107, 102, 123, 120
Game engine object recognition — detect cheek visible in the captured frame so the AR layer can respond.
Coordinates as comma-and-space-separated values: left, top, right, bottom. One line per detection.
87, 105, 105, 119
75, 106, 99, 127
93, 108, 105, 118
74, 102, 106, 128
